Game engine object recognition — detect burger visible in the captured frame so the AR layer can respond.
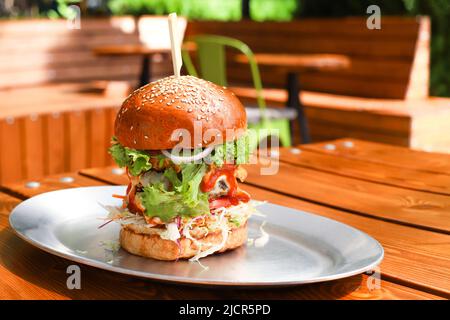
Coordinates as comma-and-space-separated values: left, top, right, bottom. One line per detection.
107, 75, 258, 261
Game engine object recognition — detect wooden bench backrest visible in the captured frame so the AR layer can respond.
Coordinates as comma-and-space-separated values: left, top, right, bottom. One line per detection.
0, 17, 175, 89
186, 17, 430, 99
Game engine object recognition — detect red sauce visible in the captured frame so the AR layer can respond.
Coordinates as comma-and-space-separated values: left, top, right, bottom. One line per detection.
202, 164, 250, 209
209, 191, 251, 210
201, 164, 237, 195
125, 167, 145, 215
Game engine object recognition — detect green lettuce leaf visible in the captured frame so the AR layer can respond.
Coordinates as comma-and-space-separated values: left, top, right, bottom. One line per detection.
207, 133, 255, 166
163, 167, 182, 189
179, 163, 208, 207
140, 163, 209, 222
140, 180, 209, 222
108, 137, 152, 176
108, 131, 255, 221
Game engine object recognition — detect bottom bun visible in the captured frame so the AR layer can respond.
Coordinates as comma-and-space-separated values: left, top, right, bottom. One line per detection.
120, 223, 248, 261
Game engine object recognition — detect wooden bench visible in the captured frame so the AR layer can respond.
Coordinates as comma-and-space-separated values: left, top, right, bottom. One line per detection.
0, 17, 176, 185
187, 17, 450, 152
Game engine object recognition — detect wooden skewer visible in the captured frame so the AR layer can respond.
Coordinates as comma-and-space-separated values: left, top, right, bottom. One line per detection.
168, 13, 182, 78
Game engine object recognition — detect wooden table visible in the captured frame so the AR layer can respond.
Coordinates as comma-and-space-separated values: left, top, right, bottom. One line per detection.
235, 53, 350, 144
93, 45, 171, 87
0, 138, 449, 299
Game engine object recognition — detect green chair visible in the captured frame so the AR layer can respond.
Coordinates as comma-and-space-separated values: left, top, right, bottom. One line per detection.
181, 35, 296, 147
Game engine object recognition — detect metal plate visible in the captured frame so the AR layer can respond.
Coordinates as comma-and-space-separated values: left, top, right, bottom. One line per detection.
9, 186, 383, 287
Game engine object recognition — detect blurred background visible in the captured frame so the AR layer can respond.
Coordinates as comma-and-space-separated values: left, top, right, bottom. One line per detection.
2, 0, 448, 97
0, 0, 449, 185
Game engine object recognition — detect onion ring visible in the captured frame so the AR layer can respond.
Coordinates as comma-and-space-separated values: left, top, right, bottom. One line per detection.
161, 146, 214, 164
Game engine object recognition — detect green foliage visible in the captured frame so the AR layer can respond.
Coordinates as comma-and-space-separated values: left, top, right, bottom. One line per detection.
403, 0, 450, 97
298, 0, 450, 97
47, 0, 80, 19
105, 0, 448, 96
107, 0, 181, 16
250, 0, 298, 21
3, 0, 448, 96
108, 0, 241, 21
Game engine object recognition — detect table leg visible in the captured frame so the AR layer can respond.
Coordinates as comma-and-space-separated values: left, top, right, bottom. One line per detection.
139, 55, 151, 87
287, 72, 310, 144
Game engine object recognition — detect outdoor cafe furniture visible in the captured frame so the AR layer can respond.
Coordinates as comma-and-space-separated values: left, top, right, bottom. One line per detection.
182, 35, 299, 147
93, 45, 171, 87
185, 18, 450, 151
234, 53, 350, 144
0, 138, 449, 299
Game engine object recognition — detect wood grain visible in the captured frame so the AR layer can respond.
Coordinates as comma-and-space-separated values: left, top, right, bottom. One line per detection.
0, 17, 180, 89
0, 118, 23, 184
0, 83, 128, 185
1, 172, 104, 199
274, 148, 450, 196
44, 112, 66, 174
22, 115, 45, 180
0, 18, 139, 89
234, 53, 350, 72
303, 139, 450, 175
241, 160, 450, 234
87, 108, 108, 168
187, 17, 430, 99
0, 181, 442, 300
93, 45, 170, 56
79, 166, 450, 298
231, 86, 450, 153
67, 111, 88, 172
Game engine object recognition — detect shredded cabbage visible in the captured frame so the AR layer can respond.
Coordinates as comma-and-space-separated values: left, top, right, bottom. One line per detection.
99, 240, 120, 252
160, 222, 181, 241
187, 209, 230, 262
254, 221, 269, 248
99, 203, 150, 227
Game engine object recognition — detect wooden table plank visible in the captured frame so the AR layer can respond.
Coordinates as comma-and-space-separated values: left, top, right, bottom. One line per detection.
303, 138, 450, 175
0, 177, 438, 299
80, 167, 450, 298
243, 161, 450, 234
274, 147, 450, 196
0, 172, 105, 199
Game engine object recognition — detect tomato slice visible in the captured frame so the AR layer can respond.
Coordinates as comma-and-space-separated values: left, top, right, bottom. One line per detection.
209, 191, 250, 210
209, 197, 234, 210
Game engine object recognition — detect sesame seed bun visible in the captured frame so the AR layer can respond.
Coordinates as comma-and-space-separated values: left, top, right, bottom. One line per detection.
114, 75, 247, 150
119, 223, 248, 261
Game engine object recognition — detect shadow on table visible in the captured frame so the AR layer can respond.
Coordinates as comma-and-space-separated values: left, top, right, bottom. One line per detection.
0, 227, 362, 299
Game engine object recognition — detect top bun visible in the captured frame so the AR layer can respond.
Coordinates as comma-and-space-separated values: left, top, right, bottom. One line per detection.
114, 76, 247, 150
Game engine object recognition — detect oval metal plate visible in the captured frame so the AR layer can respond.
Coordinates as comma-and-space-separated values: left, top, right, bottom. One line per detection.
9, 186, 383, 287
